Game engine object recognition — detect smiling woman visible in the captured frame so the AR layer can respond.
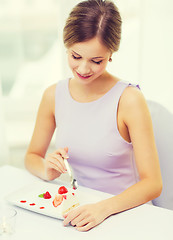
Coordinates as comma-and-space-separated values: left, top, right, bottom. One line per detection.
2, 0, 172, 171
0, 0, 144, 169
25, 0, 162, 232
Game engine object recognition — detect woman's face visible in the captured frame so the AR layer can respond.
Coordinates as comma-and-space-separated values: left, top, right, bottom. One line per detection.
67, 37, 111, 85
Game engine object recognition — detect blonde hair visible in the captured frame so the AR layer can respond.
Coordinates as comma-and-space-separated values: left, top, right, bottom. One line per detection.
63, 0, 122, 53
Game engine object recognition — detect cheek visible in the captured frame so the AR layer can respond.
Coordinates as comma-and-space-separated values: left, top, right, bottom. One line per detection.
94, 63, 107, 74
68, 57, 77, 70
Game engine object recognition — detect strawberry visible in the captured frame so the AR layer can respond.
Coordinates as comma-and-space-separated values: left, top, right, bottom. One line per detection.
58, 186, 68, 194
52, 195, 63, 207
43, 191, 51, 199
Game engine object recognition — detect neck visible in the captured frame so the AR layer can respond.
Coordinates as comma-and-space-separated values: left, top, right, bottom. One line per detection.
69, 72, 119, 103
71, 71, 112, 94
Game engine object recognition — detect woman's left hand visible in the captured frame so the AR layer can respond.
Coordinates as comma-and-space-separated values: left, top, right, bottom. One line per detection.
63, 202, 108, 231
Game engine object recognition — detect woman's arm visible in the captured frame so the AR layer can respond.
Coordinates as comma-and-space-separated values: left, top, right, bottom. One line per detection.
106, 86, 163, 206
25, 84, 68, 180
118, 86, 163, 205
63, 86, 162, 231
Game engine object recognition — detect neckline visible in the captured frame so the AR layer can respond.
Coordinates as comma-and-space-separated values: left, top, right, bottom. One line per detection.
66, 78, 121, 105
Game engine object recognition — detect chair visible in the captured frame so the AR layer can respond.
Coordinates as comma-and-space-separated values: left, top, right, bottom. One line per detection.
147, 100, 173, 210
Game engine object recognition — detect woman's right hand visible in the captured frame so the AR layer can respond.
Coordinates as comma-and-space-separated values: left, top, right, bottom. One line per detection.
44, 147, 69, 181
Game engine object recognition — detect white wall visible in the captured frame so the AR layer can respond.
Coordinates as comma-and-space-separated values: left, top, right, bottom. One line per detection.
140, 0, 173, 113
0, 78, 9, 165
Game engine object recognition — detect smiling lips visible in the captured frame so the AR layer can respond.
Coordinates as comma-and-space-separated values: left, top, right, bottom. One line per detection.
76, 72, 92, 79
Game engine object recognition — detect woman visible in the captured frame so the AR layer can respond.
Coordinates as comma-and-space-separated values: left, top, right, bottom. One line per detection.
25, 0, 162, 231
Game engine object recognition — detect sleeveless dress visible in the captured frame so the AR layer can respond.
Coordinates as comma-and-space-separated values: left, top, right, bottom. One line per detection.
55, 78, 139, 195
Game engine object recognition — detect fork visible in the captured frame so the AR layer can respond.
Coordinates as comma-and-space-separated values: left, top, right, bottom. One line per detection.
64, 158, 78, 190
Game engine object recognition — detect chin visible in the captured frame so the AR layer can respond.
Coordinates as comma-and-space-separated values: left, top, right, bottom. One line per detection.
74, 71, 103, 85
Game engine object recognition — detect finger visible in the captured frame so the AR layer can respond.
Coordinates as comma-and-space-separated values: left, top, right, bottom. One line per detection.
63, 209, 81, 226
74, 218, 89, 227
47, 154, 67, 172
48, 161, 65, 174
64, 147, 69, 153
55, 148, 69, 159
75, 222, 94, 232
51, 153, 67, 169
70, 214, 85, 226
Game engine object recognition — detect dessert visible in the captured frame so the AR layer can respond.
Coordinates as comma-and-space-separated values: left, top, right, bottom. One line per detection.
38, 191, 52, 199
52, 186, 80, 215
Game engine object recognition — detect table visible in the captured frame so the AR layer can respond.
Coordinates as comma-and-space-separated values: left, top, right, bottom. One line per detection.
1, 165, 173, 240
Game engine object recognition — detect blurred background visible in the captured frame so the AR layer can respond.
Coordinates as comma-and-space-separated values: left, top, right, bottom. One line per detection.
0, 0, 173, 169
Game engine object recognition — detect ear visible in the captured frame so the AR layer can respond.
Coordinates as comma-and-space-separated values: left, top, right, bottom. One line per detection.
109, 53, 112, 62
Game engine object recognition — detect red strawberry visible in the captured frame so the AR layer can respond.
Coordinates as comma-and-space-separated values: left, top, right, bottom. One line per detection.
58, 186, 68, 194
43, 191, 51, 199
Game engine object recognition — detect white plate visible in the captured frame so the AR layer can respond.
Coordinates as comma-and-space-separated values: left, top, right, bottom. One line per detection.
5, 182, 103, 220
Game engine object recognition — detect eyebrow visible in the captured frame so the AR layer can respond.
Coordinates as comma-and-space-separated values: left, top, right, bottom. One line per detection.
72, 50, 104, 60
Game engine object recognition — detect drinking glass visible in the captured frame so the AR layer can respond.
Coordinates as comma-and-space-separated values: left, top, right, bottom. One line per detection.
0, 206, 17, 236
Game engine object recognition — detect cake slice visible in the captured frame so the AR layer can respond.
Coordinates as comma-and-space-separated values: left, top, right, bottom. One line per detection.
52, 186, 80, 216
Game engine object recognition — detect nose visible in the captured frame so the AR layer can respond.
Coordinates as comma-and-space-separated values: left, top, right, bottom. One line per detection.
77, 61, 91, 76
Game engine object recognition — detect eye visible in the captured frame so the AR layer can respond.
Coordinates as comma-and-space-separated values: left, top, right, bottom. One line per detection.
92, 60, 103, 65
72, 54, 81, 60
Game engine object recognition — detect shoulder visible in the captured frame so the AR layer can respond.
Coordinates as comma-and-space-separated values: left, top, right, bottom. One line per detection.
43, 83, 57, 100
43, 79, 67, 100
41, 83, 57, 115
120, 85, 146, 107
119, 85, 150, 124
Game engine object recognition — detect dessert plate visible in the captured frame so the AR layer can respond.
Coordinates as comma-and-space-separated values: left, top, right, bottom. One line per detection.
4, 181, 105, 220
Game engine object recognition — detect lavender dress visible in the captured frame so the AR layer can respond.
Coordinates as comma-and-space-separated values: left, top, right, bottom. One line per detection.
55, 79, 139, 195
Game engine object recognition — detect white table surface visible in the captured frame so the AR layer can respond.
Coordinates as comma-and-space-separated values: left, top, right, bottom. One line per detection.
0, 165, 173, 240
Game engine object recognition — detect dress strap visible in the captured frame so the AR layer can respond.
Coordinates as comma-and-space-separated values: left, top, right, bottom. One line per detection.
128, 83, 140, 89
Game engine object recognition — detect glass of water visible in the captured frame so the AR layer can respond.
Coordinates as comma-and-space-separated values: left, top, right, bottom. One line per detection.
0, 206, 17, 236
